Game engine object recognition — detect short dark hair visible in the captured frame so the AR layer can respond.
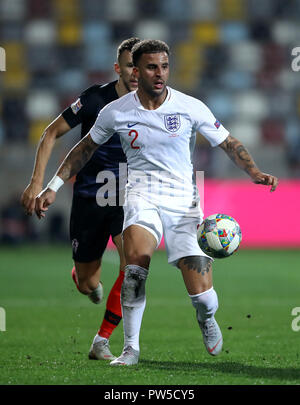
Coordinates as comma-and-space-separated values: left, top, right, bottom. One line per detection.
117, 37, 141, 61
132, 39, 170, 66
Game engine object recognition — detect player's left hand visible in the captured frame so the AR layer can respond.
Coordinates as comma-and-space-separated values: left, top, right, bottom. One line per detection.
250, 170, 278, 192
35, 188, 57, 219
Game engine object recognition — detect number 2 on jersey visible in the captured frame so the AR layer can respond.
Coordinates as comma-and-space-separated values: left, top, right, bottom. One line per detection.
128, 130, 140, 149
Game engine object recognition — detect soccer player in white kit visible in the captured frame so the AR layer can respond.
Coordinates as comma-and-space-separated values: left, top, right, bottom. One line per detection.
35, 40, 278, 366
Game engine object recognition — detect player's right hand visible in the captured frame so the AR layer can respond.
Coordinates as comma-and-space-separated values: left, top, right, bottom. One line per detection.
35, 188, 56, 219
21, 183, 43, 216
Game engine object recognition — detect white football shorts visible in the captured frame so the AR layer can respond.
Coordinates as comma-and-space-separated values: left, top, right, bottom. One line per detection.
123, 192, 211, 267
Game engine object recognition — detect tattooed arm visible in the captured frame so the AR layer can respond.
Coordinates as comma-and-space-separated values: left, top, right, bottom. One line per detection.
35, 134, 99, 218
219, 135, 278, 192
56, 133, 98, 181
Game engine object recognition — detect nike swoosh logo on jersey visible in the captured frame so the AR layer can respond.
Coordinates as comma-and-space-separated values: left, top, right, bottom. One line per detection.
127, 122, 138, 128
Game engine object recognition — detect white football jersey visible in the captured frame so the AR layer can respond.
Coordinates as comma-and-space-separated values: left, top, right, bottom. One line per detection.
90, 87, 229, 207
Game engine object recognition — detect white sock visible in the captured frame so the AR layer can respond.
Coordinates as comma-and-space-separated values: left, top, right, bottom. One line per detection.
88, 282, 103, 304
122, 299, 146, 352
190, 287, 219, 323
93, 334, 107, 344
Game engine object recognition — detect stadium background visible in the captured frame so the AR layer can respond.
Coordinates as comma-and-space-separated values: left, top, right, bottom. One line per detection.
0, 0, 300, 247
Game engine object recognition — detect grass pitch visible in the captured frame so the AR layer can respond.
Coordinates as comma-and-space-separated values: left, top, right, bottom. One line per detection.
0, 245, 299, 386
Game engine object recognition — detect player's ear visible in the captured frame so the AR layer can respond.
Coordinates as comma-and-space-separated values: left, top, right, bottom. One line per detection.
114, 62, 121, 76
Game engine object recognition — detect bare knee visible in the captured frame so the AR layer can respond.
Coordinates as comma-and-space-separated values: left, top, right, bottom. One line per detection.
123, 225, 156, 269
123, 231, 152, 268
125, 251, 151, 269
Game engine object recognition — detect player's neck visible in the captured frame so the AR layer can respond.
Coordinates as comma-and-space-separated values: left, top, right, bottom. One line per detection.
115, 80, 129, 98
136, 88, 168, 110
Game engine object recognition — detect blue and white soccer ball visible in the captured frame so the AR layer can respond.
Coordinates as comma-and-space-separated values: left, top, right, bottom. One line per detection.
197, 214, 242, 259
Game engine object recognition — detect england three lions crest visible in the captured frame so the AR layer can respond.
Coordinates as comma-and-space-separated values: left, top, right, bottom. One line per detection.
164, 114, 181, 132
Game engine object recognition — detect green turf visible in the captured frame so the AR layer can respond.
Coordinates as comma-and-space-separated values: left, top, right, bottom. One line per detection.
0, 245, 299, 385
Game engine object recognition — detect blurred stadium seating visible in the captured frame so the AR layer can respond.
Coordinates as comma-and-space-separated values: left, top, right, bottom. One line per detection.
0, 0, 299, 243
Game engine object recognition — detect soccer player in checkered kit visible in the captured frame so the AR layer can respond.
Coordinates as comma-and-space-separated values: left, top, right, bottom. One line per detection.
35, 40, 278, 366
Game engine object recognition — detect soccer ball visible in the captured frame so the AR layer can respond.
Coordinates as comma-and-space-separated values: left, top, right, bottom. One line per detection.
197, 214, 242, 259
